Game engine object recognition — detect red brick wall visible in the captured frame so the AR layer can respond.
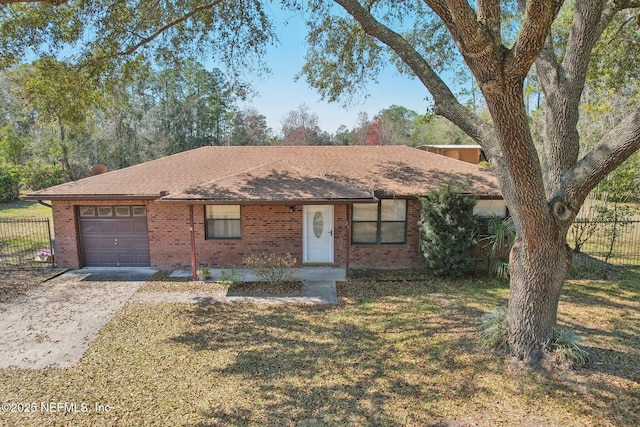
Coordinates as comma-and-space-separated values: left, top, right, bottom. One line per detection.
348, 198, 424, 270
193, 204, 304, 268
147, 202, 192, 270
191, 204, 348, 269
51, 201, 81, 269
51, 199, 422, 271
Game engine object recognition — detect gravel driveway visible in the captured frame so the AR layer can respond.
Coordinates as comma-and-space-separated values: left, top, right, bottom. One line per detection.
0, 268, 156, 369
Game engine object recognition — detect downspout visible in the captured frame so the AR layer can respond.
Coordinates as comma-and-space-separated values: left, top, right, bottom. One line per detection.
345, 204, 351, 282
189, 205, 197, 280
38, 200, 52, 208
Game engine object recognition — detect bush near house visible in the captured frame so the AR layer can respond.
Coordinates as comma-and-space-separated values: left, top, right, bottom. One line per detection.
243, 252, 299, 284
419, 183, 477, 277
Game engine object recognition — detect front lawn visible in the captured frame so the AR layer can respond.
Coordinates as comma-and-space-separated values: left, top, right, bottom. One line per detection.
0, 274, 638, 426
0, 200, 52, 220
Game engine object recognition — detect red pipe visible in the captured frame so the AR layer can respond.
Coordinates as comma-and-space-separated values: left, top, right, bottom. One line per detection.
345, 204, 351, 281
189, 205, 196, 280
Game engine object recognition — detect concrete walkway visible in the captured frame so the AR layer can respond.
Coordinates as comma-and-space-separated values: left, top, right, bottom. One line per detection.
0, 267, 157, 369
0, 267, 340, 368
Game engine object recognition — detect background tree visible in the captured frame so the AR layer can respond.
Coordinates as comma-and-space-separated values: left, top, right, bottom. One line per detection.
230, 107, 272, 146
18, 57, 101, 179
279, 104, 323, 145
347, 111, 372, 145
377, 105, 417, 146
334, 124, 350, 145
149, 63, 234, 153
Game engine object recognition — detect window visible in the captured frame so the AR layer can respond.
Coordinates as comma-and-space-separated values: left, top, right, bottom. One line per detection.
352, 199, 407, 244
132, 206, 147, 216
98, 207, 113, 217
206, 205, 241, 239
79, 207, 95, 217
115, 207, 130, 217
473, 199, 508, 236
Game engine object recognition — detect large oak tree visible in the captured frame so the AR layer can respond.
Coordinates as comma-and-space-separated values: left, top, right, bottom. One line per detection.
304, 0, 640, 366
1, 0, 639, 366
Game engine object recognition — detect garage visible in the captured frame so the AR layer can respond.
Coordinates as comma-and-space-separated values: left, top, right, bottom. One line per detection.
78, 206, 150, 267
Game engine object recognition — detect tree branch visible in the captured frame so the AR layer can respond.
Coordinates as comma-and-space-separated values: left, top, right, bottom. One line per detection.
555, 108, 640, 209
104, 0, 223, 59
562, 0, 609, 86
618, 0, 640, 9
477, 0, 501, 41
334, 0, 494, 146
0, 0, 68, 4
507, 0, 563, 80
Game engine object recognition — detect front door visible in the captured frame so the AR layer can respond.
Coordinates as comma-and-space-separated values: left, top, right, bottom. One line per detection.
303, 205, 334, 263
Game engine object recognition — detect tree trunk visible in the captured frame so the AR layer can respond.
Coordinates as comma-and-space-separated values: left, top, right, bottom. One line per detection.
507, 233, 573, 366
480, 82, 574, 367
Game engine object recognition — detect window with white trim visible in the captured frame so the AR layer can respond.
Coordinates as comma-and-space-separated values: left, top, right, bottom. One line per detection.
205, 205, 241, 239
352, 199, 407, 244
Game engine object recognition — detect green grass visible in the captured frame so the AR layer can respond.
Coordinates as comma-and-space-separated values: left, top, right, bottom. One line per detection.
0, 200, 53, 220
0, 273, 638, 426
0, 201, 54, 266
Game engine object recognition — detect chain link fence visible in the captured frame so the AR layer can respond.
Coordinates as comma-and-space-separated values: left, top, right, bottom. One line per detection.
0, 218, 54, 269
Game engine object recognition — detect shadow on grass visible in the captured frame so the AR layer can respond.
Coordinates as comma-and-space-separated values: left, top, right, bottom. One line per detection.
166, 275, 638, 425
169, 280, 504, 425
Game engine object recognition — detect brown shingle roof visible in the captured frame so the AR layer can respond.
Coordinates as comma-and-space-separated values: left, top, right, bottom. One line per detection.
23, 146, 501, 202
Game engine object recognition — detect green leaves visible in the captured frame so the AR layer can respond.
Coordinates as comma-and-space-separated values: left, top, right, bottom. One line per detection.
0, 0, 276, 88
19, 57, 101, 126
419, 182, 478, 277
301, 13, 383, 104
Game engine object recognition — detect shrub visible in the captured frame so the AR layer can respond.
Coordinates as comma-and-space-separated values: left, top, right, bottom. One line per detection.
196, 267, 212, 280
478, 306, 509, 351
419, 182, 477, 277
219, 268, 242, 284
547, 326, 590, 368
0, 162, 21, 201
479, 307, 589, 369
243, 253, 299, 284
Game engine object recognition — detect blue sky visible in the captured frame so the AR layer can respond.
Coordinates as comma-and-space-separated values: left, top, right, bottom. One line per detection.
238, 7, 434, 135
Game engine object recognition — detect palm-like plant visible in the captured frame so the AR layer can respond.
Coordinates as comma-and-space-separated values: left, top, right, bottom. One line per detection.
482, 215, 516, 279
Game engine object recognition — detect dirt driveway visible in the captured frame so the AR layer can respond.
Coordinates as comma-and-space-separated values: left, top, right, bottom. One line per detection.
0, 268, 156, 369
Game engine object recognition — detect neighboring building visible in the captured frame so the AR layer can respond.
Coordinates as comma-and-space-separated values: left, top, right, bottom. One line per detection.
417, 144, 486, 164
23, 146, 504, 274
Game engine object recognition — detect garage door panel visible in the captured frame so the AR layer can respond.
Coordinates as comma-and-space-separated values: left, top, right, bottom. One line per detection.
79, 206, 150, 267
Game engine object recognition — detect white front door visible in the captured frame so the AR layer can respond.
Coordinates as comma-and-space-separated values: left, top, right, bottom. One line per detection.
303, 205, 334, 263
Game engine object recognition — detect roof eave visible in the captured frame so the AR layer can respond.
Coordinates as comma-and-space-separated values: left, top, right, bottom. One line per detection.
156, 197, 379, 205
20, 194, 160, 201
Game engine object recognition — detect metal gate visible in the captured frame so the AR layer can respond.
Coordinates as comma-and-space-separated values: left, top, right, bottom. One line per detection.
0, 218, 54, 269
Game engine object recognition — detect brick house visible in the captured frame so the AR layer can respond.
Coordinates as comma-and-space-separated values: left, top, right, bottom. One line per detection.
23, 146, 504, 274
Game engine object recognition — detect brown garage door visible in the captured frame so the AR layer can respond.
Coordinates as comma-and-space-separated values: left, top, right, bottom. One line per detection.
79, 206, 150, 267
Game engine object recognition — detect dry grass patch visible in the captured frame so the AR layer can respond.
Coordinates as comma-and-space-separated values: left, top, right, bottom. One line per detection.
0, 268, 66, 303
227, 281, 304, 296
138, 271, 228, 293
0, 273, 637, 426
139, 271, 304, 295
